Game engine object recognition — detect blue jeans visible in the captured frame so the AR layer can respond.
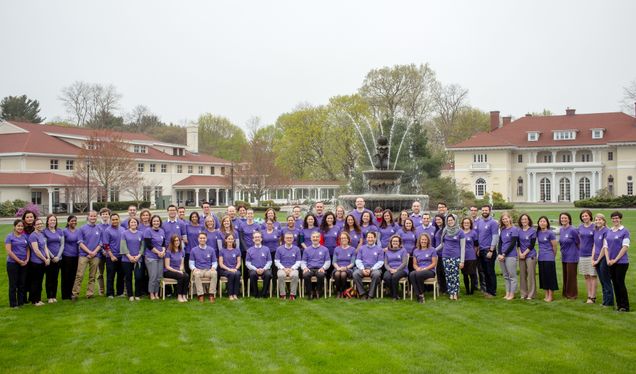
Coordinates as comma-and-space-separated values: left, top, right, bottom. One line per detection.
595, 257, 614, 306
479, 249, 497, 296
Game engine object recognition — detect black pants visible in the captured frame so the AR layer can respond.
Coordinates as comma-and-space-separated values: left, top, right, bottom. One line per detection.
60, 256, 78, 300
7, 262, 28, 307
29, 262, 46, 304
478, 249, 497, 296
461, 259, 478, 295
221, 269, 242, 296
303, 268, 325, 298
409, 270, 436, 297
164, 270, 190, 296
436, 256, 447, 293
609, 263, 630, 311
333, 269, 352, 293
477, 256, 487, 292
249, 269, 272, 298
106, 257, 124, 297
45, 261, 60, 299
383, 270, 407, 299
122, 261, 144, 297
595, 257, 614, 306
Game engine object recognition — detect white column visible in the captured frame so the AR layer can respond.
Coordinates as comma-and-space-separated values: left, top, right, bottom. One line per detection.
47, 188, 53, 214
591, 172, 597, 197
205, 188, 210, 204
526, 172, 531, 202
551, 151, 557, 163
225, 189, 229, 205
195, 189, 200, 207
215, 189, 220, 206
598, 169, 603, 194
571, 171, 576, 201
571, 150, 577, 162
551, 171, 557, 203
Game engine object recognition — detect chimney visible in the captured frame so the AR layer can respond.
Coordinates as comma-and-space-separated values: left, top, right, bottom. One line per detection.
502, 116, 512, 125
186, 125, 198, 153
566, 108, 576, 116
490, 111, 500, 132
525, 113, 532, 117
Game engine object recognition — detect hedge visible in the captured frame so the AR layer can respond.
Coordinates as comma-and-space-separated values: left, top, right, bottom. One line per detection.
574, 195, 636, 208
92, 201, 151, 211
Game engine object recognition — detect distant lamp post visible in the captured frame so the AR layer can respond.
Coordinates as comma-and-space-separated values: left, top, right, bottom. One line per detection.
230, 162, 235, 206
86, 160, 91, 211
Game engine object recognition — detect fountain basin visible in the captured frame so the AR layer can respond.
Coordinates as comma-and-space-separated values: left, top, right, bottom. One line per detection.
339, 194, 429, 213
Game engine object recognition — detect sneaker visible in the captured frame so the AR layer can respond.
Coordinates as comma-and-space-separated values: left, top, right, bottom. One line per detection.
279, 295, 287, 300
617, 308, 629, 312
108, 296, 114, 299
34, 301, 45, 306
48, 299, 54, 304
129, 297, 135, 302
134, 297, 141, 301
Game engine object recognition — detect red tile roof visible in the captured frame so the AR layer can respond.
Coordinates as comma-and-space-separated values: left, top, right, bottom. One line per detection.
288, 180, 343, 186
0, 172, 74, 186
173, 175, 231, 187
448, 112, 636, 149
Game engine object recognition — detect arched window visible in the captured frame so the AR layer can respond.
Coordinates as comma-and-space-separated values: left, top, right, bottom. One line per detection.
579, 177, 590, 200
475, 178, 486, 198
540, 177, 551, 201
559, 177, 571, 201
517, 177, 523, 196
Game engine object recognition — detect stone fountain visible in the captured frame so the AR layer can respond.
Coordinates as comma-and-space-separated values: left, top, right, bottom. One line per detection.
339, 135, 429, 212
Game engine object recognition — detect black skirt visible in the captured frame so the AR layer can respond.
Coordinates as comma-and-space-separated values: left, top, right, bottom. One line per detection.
538, 261, 559, 291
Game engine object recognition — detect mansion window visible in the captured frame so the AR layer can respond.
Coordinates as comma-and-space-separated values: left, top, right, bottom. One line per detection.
177, 165, 183, 173
188, 165, 193, 174
210, 166, 215, 175
540, 177, 551, 201
473, 154, 488, 163
50, 159, 59, 170
137, 163, 145, 172
65, 160, 74, 170
629, 176, 634, 196
543, 154, 553, 163
607, 151, 614, 161
580, 153, 592, 162
559, 178, 571, 202
149, 164, 156, 172
173, 148, 185, 156
517, 177, 523, 196
31, 191, 42, 205
579, 177, 590, 200
109, 187, 120, 202
221, 167, 226, 175
517, 154, 523, 163
143, 186, 152, 202
133, 145, 147, 153
553, 131, 576, 140
475, 178, 486, 198
608, 175, 614, 195
561, 154, 571, 163
198, 166, 204, 174
161, 164, 167, 173
154, 186, 163, 201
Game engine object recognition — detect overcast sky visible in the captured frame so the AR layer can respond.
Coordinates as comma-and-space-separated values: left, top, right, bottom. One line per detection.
1, 0, 635, 130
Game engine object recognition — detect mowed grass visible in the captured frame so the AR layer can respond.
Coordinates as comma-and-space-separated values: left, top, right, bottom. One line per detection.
0, 210, 635, 373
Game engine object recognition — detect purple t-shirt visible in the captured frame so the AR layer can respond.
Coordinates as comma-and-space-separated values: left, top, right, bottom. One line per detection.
261, 229, 281, 254
385, 247, 408, 275
442, 230, 466, 259
343, 229, 362, 249
398, 229, 417, 255
246, 245, 271, 269
499, 226, 519, 258
280, 226, 301, 246
275, 245, 301, 268
165, 250, 184, 271
121, 230, 143, 263
78, 223, 102, 257
185, 224, 203, 255
333, 245, 355, 268
28, 231, 47, 264
606, 227, 630, 265
578, 223, 595, 257
463, 229, 478, 261
63, 228, 79, 257
162, 219, 186, 244
592, 227, 608, 262
378, 223, 398, 249
203, 229, 219, 251
240, 221, 260, 249
518, 227, 537, 259
301, 227, 320, 248
143, 227, 166, 260
415, 225, 436, 244
335, 219, 345, 231
410, 214, 423, 228
102, 225, 125, 257
356, 244, 384, 268
433, 229, 443, 251
349, 208, 374, 225
5, 232, 29, 263
220, 247, 241, 269
559, 225, 580, 263
190, 245, 217, 270
537, 230, 556, 262
360, 224, 379, 240
412, 248, 437, 272
475, 217, 498, 250
302, 245, 330, 269
43, 228, 63, 258
321, 225, 340, 256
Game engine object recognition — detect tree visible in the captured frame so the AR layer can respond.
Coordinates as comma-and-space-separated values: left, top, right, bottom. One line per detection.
433, 107, 490, 151
85, 110, 125, 130
623, 79, 636, 112
197, 113, 248, 162
73, 131, 141, 207
152, 124, 186, 144
59, 81, 122, 127
430, 83, 469, 149
0, 95, 45, 123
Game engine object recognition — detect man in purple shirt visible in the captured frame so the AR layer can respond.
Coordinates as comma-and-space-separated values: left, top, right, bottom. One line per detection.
349, 197, 374, 225
189, 232, 218, 303
275, 232, 301, 299
246, 232, 273, 298
474, 205, 499, 297
201, 201, 221, 230
415, 213, 436, 240
410, 201, 423, 228
102, 213, 125, 298
72, 211, 102, 300
120, 204, 138, 230
97, 207, 111, 296
301, 232, 330, 299
292, 206, 304, 230
314, 201, 325, 227
353, 232, 385, 299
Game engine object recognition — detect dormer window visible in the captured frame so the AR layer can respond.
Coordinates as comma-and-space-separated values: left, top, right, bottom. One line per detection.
553, 130, 576, 140
527, 132, 539, 141
172, 148, 185, 156
133, 145, 147, 153
591, 129, 604, 139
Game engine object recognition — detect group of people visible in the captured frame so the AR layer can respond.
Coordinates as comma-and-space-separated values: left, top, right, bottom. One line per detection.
4, 197, 631, 312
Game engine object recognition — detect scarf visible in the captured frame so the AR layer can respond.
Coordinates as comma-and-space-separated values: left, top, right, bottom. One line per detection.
443, 214, 460, 238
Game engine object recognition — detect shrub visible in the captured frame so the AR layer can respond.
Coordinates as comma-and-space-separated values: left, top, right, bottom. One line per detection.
12, 199, 27, 209
92, 201, 151, 211
259, 200, 279, 208
233, 200, 251, 209
16, 203, 41, 218
475, 192, 514, 210
574, 195, 636, 208
0, 200, 16, 217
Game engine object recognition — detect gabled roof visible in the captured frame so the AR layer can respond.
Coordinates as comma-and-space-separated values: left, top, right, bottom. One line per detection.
0, 172, 74, 186
448, 112, 636, 149
173, 175, 231, 187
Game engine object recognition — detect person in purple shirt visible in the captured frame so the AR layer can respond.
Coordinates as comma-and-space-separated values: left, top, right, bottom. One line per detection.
239, 209, 261, 253
320, 212, 339, 258
261, 208, 282, 231
163, 235, 189, 303
460, 218, 479, 295
72, 211, 102, 300
559, 212, 580, 300
432, 214, 447, 294
517, 214, 537, 300
410, 201, 423, 228
120, 217, 144, 301
497, 212, 518, 301
144, 215, 166, 300
396, 210, 409, 229
383, 235, 408, 300
246, 232, 273, 298
281, 215, 301, 247
292, 205, 304, 230
437, 214, 466, 301
314, 201, 325, 227
301, 231, 330, 299
61, 215, 79, 300
28, 218, 49, 306
184, 212, 203, 277
332, 232, 355, 298
163, 205, 187, 249
360, 211, 379, 240
200, 201, 221, 231
536, 216, 558, 302
577, 210, 597, 303
102, 213, 126, 298
397, 219, 417, 269
475, 205, 499, 298
120, 204, 138, 230
605, 211, 630, 312
261, 220, 281, 257
378, 210, 398, 249
43, 214, 63, 303
335, 206, 346, 231
189, 232, 218, 303
410, 233, 438, 303
301, 214, 320, 250
591, 213, 613, 307
219, 234, 242, 300
342, 214, 362, 251
97, 207, 111, 296
353, 231, 384, 299
415, 213, 436, 243
275, 232, 302, 299
219, 216, 240, 252
349, 197, 374, 225
5, 219, 30, 307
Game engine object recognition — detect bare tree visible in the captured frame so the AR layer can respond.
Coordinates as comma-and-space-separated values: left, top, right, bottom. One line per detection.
431, 83, 470, 149
123, 176, 161, 205
623, 79, 636, 112
59, 82, 122, 126
245, 116, 262, 141
65, 176, 98, 213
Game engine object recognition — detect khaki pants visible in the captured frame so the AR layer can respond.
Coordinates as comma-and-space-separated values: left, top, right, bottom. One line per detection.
72, 256, 100, 298
277, 269, 299, 296
519, 257, 537, 299
192, 269, 217, 296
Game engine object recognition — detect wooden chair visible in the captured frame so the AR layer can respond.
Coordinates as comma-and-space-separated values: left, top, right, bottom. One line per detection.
247, 275, 273, 298
300, 276, 327, 298
218, 275, 245, 298
160, 278, 178, 300
380, 278, 409, 299
328, 277, 354, 297
410, 275, 438, 300
278, 274, 301, 297
359, 276, 380, 298
189, 273, 214, 299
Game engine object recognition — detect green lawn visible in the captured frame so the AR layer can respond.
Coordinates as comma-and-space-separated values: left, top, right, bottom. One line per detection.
1, 210, 636, 373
